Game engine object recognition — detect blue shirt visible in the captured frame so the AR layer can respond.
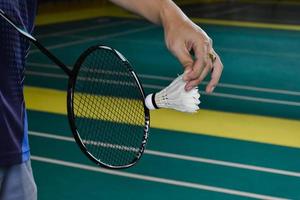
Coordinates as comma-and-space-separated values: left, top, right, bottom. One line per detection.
0, 0, 36, 166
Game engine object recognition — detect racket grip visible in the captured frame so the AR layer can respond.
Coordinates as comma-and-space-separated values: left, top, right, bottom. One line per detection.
145, 93, 159, 110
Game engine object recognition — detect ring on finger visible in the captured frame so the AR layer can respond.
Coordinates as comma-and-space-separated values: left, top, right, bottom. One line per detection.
208, 53, 217, 63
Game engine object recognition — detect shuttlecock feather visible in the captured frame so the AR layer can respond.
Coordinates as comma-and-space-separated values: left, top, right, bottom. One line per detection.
145, 74, 200, 113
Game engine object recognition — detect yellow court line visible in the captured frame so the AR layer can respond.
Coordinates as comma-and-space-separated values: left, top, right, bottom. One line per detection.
25, 86, 300, 149
35, 3, 300, 32
191, 18, 300, 31
176, 0, 300, 6
235, 0, 300, 6
175, 0, 223, 5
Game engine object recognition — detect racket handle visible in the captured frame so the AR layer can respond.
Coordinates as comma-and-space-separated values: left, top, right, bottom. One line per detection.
145, 93, 159, 110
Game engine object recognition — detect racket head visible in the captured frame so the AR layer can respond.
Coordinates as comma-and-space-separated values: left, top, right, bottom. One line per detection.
67, 45, 150, 169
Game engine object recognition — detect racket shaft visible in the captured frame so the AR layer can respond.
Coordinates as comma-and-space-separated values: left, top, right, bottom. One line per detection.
0, 8, 72, 76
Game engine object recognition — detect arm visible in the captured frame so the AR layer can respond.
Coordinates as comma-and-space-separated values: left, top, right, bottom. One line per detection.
109, 0, 223, 93
109, 0, 186, 25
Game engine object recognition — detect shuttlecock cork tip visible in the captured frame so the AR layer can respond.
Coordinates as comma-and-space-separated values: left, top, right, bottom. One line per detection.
145, 93, 158, 110
145, 74, 200, 113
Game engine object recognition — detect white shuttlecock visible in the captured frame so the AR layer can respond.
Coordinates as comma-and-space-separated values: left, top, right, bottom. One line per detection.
145, 74, 200, 113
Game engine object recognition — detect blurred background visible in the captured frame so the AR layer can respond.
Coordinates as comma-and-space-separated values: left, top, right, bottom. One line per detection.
26, 0, 300, 199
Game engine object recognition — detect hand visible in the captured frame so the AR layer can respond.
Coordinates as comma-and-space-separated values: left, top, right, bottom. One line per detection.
109, 0, 223, 93
164, 19, 223, 93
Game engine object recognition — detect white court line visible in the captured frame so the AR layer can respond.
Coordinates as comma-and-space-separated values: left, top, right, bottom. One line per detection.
208, 82, 300, 96
217, 47, 300, 59
95, 38, 300, 59
26, 71, 67, 79
26, 62, 300, 96
24, 70, 300, 107
29, 131, 300, 178
31, 155, 289, 200
205, 92, 300, 107
36, 20, 131, 39
29, 25, 157, 54
82, 139, 139, 152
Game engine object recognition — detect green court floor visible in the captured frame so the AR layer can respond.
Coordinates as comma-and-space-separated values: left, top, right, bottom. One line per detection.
25, 17, 300, 199
181, 1, 300, 25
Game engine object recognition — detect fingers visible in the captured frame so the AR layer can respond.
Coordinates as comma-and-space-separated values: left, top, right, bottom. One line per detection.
184, 47, 222, 93
184, 41, 208, 82
164, 21, 223, 93
185, 58, 212, 91
184, 38, 219, 91
206, 54, 223, 93
172, 44, 194, 73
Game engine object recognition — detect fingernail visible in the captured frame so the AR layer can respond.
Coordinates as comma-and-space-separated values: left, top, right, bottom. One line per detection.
186, 85, 193, 91
210, 86, 215, 93
183, 74, 189, 81
184, 69, 191, 75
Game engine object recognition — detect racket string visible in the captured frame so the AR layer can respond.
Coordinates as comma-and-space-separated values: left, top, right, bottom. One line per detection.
76, 72, 109, 157
73, 48, 146, 166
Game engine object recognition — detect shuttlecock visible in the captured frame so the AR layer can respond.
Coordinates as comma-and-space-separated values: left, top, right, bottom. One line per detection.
145, 74, 200, 113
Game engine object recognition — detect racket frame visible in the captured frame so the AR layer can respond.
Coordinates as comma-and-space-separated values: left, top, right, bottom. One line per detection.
68, 45, 150, 169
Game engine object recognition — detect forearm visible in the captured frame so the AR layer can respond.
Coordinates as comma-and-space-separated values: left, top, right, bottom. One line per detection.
109, 0, 189, 26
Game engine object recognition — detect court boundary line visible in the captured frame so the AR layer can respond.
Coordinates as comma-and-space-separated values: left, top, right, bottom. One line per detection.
202, 4, 253, 18
26, 62, 300, 96
206, 92, 300, 106
24, 71, 300, 107
31, 155, 289, 200
29, 131, 300, 178
96, 38, 300, 60
35, 6, 300, 31
37, 20, 132, 39
191, 18, 300, 31
234, 0, 300, 6
29, 25, 157, 54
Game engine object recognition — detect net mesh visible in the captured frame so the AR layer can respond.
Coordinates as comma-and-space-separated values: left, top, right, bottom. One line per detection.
73, 47, 146, 167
